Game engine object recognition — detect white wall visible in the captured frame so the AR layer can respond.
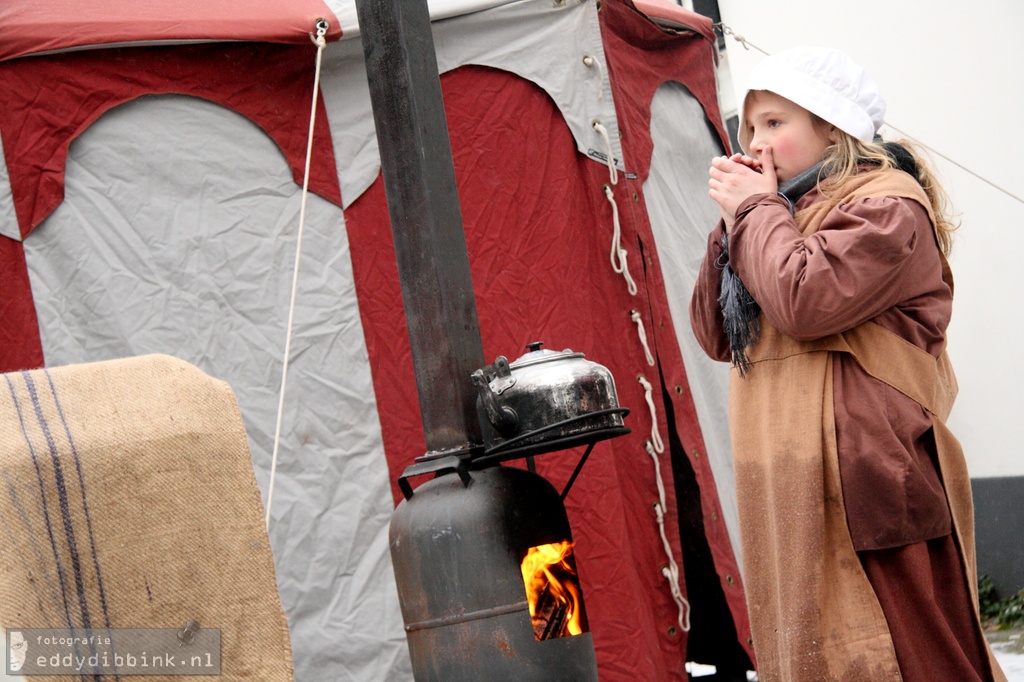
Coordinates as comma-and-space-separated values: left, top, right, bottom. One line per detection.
714, 1, 1024, 478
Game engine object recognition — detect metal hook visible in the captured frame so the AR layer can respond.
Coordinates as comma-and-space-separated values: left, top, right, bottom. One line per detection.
310, 17, 329, 45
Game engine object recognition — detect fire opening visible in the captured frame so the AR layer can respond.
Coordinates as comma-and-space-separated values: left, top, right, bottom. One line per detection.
520, 540, 589, 641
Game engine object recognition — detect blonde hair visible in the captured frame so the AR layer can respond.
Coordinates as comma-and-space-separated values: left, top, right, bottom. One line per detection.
812, 118, 958, 256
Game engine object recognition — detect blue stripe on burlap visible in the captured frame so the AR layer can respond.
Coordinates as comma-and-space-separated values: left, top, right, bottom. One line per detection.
43, 369, 120, 682
21, 371, 94, 635
4, 373, 76, 629
44, 370, 114, 627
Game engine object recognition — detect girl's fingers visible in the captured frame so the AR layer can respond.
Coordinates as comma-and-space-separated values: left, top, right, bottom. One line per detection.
711, 155, 762, 175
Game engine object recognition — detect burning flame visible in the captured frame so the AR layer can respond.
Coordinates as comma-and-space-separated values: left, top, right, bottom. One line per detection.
520, 541, 586, 640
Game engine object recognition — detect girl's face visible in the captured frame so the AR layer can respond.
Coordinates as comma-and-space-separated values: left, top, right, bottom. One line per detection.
742, 90, 834, 184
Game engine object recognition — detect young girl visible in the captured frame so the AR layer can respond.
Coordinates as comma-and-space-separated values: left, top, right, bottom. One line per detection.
689, 47, 1007, 682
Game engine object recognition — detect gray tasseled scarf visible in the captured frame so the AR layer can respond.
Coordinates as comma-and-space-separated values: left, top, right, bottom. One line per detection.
718, 142, 919, 375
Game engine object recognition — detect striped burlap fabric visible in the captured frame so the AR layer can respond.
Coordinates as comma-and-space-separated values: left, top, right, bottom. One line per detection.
0, 354, 293, 681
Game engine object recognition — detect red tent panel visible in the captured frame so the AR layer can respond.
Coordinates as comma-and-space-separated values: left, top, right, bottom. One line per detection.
0, 237, 42, 372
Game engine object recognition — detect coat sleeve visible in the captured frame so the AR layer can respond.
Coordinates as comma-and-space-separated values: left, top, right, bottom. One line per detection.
728, 193, 935, 340
688, 220, 730, 362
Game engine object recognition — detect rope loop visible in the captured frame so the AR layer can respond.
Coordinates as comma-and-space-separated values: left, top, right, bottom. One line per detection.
603, 184, 638, 296
593, 121, 636, 295
630, 310, 656, 366
638, 375, 664, 454
714, 22, 763, 54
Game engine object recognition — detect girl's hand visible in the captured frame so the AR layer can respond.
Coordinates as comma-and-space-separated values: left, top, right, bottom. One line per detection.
708, 147, 778, 229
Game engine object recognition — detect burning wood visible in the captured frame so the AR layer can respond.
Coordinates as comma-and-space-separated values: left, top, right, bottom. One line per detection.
521, 541, 588, 641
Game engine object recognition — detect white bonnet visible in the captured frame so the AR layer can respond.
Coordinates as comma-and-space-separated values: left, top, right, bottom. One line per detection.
742, 46, 886, 145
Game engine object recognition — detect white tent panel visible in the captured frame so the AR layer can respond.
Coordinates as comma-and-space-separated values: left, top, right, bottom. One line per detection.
318, 44, 382, 209
22, 95, 411, 681
644, 81, 741, 566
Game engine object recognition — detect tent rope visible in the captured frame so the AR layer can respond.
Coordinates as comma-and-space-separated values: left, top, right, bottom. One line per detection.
266, 19, 330, 531
593, 87, 687, 638
641, 376, 689, 630
646, 438, 692, 633
593, 121, 636, 296
630, 310, 656, 367
603, 184, 638, 296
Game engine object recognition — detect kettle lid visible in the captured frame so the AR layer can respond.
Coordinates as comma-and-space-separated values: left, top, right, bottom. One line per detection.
508, 341, 584, 370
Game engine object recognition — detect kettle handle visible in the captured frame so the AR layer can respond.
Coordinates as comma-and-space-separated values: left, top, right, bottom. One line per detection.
471, 359, 519, 436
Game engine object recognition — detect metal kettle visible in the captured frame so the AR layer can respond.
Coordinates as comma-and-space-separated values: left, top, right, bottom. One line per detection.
470, 342, 627, 457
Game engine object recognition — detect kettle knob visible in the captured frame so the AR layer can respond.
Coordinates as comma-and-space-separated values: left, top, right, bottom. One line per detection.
525, 341, 544, 352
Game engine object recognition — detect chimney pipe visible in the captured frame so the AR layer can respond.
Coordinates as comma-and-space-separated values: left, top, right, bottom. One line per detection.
355, 0, 485, 459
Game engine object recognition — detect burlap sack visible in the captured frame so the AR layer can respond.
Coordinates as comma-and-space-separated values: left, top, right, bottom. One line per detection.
0, 354, 293, 681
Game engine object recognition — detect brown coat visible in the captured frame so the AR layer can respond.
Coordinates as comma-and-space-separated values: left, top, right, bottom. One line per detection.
707, 171, 1006, 681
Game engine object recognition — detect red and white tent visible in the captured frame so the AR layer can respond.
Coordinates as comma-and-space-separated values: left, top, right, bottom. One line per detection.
0, 0, 751, 678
